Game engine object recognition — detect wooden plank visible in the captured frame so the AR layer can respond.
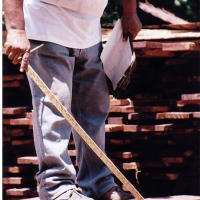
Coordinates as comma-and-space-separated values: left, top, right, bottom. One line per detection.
11, 140, 34, 146
17, 157, 38, 165
102, 27, 200, 41
128, 112, 193, 120
120, 106, 170, 113
133, 41, 162, 49
17, 150, 76, 166
3, 107, 27, 115
110, 99, 130, 106
177, 99, 200, 107
3, 166, 32, 174
156, 112, 193, 119
6, 188, 30, 196
107, 117, 125, 124
3, 81, 21, 88
162, 42, 200, 51
109, 106, 121, 113
107, 152, 139, 159
181, 93, 200, 100
3, 177, 31, 185
162, 22, 200, 30
106, 139, 133, 145
3, 74, 24, 81
135, 49, 175, 57
4, 129, 26, 136
135, 29, 200, 40
121, 162, 138, 170
68, 150, 76, 157
105, 124, 124, 132
123, 124, 172, 132
193, 112, 200, 118
143, 23, 200, 30
3, 118, 33, 126
6, 188, 38, 197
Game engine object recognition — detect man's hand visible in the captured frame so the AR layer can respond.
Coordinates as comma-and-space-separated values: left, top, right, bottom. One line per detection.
121, 0, 142, 41
5, 29, 30, 72
121, 12, 142, 41
3, 0, 30, 72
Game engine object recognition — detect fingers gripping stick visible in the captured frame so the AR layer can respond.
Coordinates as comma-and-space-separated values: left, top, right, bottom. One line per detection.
27, 45, 144, 200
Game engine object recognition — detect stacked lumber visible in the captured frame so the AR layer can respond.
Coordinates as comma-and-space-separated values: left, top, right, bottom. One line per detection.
3, 23, 200, 199
103, 23, 200, 197
106, 96, 199, 197
3, 107, 38, 199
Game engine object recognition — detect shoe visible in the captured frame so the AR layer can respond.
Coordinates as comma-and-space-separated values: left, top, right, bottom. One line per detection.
99, 186, 135, 200
55, 188, 94, 200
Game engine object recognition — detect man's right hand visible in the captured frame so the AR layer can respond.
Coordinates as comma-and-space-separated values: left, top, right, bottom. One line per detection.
5, 29, 30, 72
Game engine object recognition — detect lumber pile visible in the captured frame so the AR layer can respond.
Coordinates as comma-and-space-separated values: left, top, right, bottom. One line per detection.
106, 96, 199, 197
3, 23, 200, 199
102, 23, 200, 197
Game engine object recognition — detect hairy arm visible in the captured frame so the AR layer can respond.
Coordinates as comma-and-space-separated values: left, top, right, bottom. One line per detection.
121, 0, 142, 41
3, 0, 30, 72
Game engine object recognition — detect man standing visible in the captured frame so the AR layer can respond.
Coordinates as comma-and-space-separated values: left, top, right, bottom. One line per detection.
3, 0, 142, 199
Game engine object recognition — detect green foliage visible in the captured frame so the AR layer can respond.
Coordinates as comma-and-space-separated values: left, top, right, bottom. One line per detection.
101, 0, 123, 24
173, 0, 200, 21
101, 0, 200, 25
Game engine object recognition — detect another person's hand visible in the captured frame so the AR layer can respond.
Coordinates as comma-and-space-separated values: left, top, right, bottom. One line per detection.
121, 12, 142, 41
4, 29, 30, 72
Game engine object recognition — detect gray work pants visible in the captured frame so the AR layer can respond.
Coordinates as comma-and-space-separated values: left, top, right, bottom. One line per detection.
27, 40, 117, 200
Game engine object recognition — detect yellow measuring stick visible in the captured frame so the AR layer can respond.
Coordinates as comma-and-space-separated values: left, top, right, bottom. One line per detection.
25, 45, 144, 200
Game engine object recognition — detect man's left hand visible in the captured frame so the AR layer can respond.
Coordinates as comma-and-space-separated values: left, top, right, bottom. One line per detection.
121, 12, 142, 41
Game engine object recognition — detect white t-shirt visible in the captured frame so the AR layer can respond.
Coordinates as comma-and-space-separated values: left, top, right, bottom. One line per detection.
23, 0, 108, 49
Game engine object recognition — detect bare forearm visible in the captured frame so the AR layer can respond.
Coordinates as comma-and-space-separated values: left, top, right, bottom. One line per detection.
122, 0, 137, 14
3, 0, 30, 72
3, 0, 25, 30
121, 0, 142, 40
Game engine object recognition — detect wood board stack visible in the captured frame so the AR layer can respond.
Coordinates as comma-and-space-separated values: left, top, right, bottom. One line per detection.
3, 23, 200, 199
103, 23, 200, 197
2, 56, 37, 199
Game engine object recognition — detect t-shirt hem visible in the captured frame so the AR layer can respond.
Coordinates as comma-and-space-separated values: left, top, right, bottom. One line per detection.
27, 35, 102, 49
